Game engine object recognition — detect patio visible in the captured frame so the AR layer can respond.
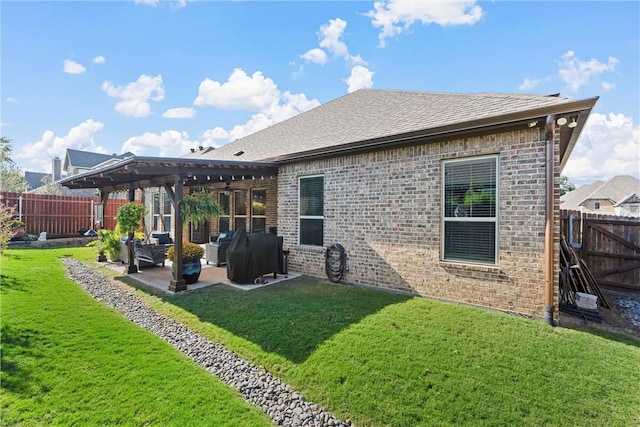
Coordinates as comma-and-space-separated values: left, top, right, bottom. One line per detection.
102, 258, 301, 293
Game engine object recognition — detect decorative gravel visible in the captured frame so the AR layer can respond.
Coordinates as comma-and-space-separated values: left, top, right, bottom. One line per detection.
615, 294, 640, 329
62, 258, 351, 427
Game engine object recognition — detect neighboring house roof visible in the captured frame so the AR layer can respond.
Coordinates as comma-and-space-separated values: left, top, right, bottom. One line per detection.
63, 149, 135, 173
188, 89, 597, 167
560, 180, 605, 208
615, 193, 640, 207
24, 171, 49, 191
560, 175, 640, 210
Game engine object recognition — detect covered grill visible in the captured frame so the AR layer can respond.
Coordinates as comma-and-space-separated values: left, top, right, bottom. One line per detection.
226, 228, 282, 284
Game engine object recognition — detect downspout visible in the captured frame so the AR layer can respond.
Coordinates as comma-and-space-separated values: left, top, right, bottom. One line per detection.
544, 115, 556, 326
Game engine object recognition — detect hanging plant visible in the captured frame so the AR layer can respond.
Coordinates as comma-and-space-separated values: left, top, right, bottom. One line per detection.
180, 190, 223, 229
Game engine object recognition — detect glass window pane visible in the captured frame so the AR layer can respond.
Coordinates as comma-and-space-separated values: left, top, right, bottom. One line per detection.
235, 217, 246, 231
234, 191, 247, 216
219, 217, 230, 233
444, 158, 496, 218
152, 193, 160, 216
444, 222, 496, 263
252, 189, 266, 215
252, 217, 266, 233
300, 219, 323, 246
300, 176, 324, 216
219, 193, 229, 214
163, 194, 172, 214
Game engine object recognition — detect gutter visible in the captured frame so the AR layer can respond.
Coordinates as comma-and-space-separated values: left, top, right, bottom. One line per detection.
544, 115, 556, 326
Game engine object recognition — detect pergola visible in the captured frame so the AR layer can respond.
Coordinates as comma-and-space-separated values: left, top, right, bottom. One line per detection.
59, 155, 278, 291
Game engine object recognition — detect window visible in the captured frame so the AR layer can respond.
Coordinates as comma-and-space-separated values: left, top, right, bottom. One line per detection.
443, 156, 498, 264
251, 189, 266, 232
218, 192, 230, 233
299, 175, 324, 246
234, 190, 247, 231
594, 202, 600, 210
152, 190, 172, 232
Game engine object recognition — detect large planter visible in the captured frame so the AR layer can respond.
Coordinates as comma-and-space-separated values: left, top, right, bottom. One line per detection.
174, 259, 202, 284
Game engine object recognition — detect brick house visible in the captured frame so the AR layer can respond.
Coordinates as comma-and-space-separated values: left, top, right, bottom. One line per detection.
61, 89, 598, 322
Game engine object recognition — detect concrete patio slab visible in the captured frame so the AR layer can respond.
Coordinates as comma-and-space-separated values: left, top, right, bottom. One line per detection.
102, 259, 300, 294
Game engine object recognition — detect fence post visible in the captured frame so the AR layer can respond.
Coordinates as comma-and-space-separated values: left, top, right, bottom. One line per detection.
18, 195, 23, 221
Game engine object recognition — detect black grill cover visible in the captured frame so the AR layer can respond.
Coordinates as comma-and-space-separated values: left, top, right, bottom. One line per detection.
226, 228, 281, 284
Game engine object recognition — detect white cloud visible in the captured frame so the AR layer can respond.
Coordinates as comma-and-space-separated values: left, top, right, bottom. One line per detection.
6, 97, 18, 104
194, 68, 320, 141
558, 51, 619, 92
63, 59, 87, 74
563, 112, 640, 185
300, 48, 328, 65
228, 91, 321, 141
518, 78, 541, 91
228, 114, 274, 141
93, 55, 105, 64
15, 119, 106, 172
162, 107, 196, 119
367, 0, 483, 47
102, 74, 165, 118
346, 66, 374, 93
301, 18, 365, 66
121, 130, 198, 157
319, 18, 350, 59
194, 68, 280, 112
601, 81, 615, 91
135, 0, 159, 5
201, 127, 230, 146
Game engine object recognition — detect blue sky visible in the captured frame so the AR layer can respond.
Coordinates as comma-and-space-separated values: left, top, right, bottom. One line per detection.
2, 0, 638, 187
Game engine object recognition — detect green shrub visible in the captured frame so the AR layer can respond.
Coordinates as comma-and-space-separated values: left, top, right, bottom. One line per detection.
167, 241, 204, 262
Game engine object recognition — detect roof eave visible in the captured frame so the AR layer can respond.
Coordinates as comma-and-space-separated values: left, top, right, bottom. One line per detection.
268, 96, 600, 165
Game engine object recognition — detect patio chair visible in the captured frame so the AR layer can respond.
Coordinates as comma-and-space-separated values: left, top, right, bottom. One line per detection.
134, 239, 167, 268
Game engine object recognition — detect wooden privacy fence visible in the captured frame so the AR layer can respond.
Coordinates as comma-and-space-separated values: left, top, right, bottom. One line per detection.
1, 192, 131, 238
561, 209, 640, 291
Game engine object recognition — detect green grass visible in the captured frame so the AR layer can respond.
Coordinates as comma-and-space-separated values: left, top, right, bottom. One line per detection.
3, 247, 640, 426
1, 248, 272, 426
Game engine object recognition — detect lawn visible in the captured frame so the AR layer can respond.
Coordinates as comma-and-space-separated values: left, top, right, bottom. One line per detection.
1, 248, 272, 426
3, 247, 640, 426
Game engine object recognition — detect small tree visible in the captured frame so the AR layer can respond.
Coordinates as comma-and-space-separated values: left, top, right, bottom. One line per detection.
116, 202, 145, 273
116, 202, 145, 239
0, 202, 16, 252
0, 137, 28, 193
560, 176, 576, 196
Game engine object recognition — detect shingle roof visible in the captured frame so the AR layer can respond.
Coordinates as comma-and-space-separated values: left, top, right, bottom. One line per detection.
560, 175, 640, 209
64, 149, 135, 171
588, 175, 640, 202
24, 171, 49, 191
189, 89, 596, 163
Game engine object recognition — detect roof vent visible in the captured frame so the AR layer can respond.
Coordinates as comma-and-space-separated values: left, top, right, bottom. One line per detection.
234, 150, 245, 157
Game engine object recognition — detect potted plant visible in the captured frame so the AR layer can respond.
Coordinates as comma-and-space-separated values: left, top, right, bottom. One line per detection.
166, 242, 204, 284
167, 190, 222, 285
92, 229, 122, 262
116, 202, 146, 273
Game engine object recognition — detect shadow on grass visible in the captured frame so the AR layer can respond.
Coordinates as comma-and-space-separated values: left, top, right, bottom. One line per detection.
573, 325, 640, 347
0, 274, 30, 292
0, 324, 46, 396
151, 277, 413, 364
